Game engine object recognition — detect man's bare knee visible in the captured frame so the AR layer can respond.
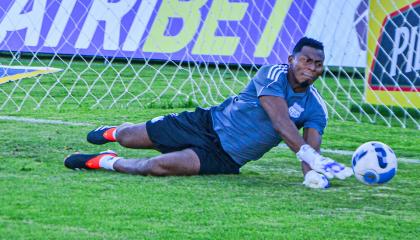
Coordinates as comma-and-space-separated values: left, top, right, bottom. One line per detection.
116, 124, 135, 147
116, 123, 153, 148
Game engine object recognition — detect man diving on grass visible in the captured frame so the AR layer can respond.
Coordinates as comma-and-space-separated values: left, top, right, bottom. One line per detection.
64, 37, 353, 189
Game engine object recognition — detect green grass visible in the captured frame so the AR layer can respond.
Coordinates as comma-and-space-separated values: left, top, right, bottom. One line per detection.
0, 57, 419, 239
0, 108, 419, 239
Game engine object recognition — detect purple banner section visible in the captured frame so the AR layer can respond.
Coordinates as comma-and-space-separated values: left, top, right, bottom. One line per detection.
0, 0, 316, 65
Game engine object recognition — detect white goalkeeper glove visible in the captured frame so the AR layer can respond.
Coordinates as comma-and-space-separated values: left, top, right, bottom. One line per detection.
297, 144, 353, 180
303, 170, 330, 189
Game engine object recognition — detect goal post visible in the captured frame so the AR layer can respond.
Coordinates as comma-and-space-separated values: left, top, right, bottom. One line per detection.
0, 0, 418, 129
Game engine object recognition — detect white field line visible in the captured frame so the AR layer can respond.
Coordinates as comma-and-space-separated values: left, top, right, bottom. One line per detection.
0, 116, 92, 126
1, 116, 419, 164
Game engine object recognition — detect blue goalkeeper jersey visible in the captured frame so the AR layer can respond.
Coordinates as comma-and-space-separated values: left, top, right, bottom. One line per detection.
210, 64, 328, 166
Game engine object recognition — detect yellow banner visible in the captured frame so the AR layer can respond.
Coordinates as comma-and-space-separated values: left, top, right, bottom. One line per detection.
366, 0, 420, 108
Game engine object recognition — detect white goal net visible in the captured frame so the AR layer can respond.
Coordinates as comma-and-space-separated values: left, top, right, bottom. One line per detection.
0, 0, 418, 129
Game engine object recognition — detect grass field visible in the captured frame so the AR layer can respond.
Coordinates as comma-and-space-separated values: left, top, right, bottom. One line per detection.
1, 108, 419, 239
0, 58, 419, 239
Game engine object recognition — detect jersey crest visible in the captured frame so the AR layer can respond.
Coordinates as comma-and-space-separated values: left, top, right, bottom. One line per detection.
288, 102, 304, 118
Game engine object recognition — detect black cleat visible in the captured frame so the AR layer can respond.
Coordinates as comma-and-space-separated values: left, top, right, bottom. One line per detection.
64, 150, 117, 170
87, 126, 116, 145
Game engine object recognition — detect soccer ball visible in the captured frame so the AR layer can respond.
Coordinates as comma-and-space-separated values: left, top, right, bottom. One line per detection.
351, 141, 397, 185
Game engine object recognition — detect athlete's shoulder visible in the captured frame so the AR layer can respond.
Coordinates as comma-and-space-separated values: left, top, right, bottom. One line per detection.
256, 64, 289, 81
308, 85, 328, 119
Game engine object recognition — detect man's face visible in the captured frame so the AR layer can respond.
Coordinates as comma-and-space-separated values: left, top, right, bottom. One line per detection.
288, 46, 325, 88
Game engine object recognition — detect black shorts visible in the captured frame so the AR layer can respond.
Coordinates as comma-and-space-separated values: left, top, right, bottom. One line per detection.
145, 107, 241, 175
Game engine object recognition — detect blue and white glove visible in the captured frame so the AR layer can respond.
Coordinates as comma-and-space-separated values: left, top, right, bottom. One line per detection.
303, 170, 330, 189
297, 144, 353, 180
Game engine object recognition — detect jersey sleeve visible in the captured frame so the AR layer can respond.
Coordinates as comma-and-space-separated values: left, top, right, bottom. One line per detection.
304, 86, 329, 135
253, 65, 288, 98
303, 115, 327, 135
303, 103, 328, 135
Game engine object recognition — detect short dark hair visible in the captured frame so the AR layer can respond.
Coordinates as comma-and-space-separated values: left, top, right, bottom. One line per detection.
292, 37, 324, 55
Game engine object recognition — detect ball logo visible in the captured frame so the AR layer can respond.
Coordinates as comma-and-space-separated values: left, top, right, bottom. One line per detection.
372, 142, 388, 168
352, 149, 368, 167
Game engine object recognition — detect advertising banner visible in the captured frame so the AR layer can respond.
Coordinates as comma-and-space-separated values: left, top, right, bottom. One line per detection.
366, 0, 420, 108
0, 0, 316, 65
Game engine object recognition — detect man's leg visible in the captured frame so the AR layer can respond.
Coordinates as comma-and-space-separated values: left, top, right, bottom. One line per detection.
64, 148, 200, 176
114, 148, 200, 176
115, 123, 154, 149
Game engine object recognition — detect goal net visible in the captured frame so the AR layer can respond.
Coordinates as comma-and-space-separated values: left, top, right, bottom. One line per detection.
0, 0, 418, 129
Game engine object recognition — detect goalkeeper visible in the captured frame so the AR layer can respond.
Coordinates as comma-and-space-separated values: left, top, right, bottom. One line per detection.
64, 37, 352, 189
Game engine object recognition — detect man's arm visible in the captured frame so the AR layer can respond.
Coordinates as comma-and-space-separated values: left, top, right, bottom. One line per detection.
302, 128, 322, 175
259, 95, 305, 153
259, 95, 316, 175
259, 95, 353, 181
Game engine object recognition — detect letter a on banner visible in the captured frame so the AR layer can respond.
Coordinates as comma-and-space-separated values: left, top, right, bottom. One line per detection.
0, 0, 47, 46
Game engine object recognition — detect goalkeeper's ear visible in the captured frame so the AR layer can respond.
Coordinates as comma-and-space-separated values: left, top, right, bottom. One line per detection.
288, 55, 295, 65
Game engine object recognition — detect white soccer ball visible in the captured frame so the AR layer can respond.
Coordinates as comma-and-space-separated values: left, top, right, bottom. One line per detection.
351, 141, 397, 185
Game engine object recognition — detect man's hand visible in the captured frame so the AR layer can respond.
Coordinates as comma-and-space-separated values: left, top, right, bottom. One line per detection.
297, 144, 353, 179
303, 170, 330, 189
